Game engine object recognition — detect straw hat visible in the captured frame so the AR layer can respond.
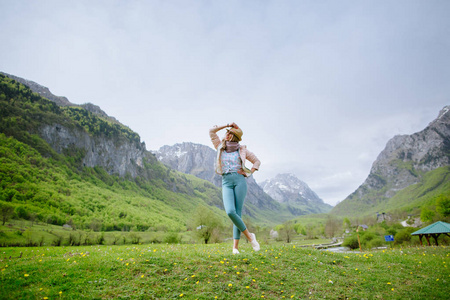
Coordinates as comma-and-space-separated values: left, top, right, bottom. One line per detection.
227, 127, 243, 141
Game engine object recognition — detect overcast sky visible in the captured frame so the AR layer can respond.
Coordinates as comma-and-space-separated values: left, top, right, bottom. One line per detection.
1, 1, 449, 205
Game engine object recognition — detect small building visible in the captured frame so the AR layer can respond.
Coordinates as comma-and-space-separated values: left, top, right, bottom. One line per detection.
358, 224, 368, 231
411, 221, 450, 246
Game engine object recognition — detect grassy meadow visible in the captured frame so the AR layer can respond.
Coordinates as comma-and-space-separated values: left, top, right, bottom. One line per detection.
1, 242, 449, 299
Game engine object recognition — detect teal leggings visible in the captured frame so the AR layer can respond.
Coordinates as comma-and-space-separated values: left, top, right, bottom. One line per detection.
222, 173, 248, 239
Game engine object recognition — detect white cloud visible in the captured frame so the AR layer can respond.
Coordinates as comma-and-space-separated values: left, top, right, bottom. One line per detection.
1, 0, 449, 206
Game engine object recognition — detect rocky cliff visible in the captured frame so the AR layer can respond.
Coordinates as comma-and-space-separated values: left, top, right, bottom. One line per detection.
1, 72, 152, 179
332, 106, 450, 215
40, 123, 148, 178
156, 143, 219, 185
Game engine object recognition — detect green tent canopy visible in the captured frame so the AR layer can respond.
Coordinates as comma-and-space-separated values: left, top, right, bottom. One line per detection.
411, 221, 450, 246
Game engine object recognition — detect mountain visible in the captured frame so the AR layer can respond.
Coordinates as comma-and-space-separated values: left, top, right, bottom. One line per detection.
0, 72, 228, 232
260, 173, 332, 215
0, 72, 148, 178
155, 143, 330, 218
0, 72, 74, 107
332, 106, 450, 217
155, 142, 283, 215
0, 72, 120, 124
156, 143, 219, 186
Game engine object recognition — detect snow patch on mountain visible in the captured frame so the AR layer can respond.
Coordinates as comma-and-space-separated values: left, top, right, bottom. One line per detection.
260, 173, 324, 205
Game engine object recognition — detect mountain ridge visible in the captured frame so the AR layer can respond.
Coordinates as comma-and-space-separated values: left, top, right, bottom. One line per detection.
332, 105, 450, 217
0, 71, 121, 125
260, 173, 332, 215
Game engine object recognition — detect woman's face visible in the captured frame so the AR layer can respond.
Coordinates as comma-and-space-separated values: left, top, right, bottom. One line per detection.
225, 131, 234, 141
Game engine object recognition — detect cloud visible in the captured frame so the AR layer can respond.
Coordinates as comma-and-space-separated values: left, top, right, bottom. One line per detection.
1, 0, 449, 206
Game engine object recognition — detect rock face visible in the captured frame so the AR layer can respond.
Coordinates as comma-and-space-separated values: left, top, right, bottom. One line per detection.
1, 72, 151, 179
156, 143, 220, 185
260, 173, 332, 214
332, 106, 450, 215
354, 106, 449, 199
40, 124, 148, 178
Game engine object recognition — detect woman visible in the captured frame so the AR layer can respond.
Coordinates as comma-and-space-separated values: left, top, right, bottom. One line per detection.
209, 122, 260, 254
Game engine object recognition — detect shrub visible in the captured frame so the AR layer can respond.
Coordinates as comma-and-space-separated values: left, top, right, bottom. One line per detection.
150, 236, 162, 243
112, 234, 121, 245
130, 232, 141, 244
209, 228, 223, 244
83, 233, 94, 245
360, 231, 376, 244
96, 233, 105, 245
395, 227, 417, 245
52, 235, 63, 246
163, 232, 181, 244
368, 237, 385, 249
68, 233, 78, 246
342, 234, 360, 250
15, 206, 29, 220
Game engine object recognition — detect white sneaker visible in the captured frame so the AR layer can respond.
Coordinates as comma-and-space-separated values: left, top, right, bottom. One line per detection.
232, 248, 240, 255
250, 233, 260, 251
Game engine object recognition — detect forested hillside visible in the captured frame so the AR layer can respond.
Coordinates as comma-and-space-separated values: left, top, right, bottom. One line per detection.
0, 74, 230, 231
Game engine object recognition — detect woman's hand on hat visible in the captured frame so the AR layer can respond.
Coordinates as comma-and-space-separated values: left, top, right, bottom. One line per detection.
230, 122, 239, 129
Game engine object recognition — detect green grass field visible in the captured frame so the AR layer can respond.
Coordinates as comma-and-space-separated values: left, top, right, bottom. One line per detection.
0, 220, 200, 247
1, 242, 449, 299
